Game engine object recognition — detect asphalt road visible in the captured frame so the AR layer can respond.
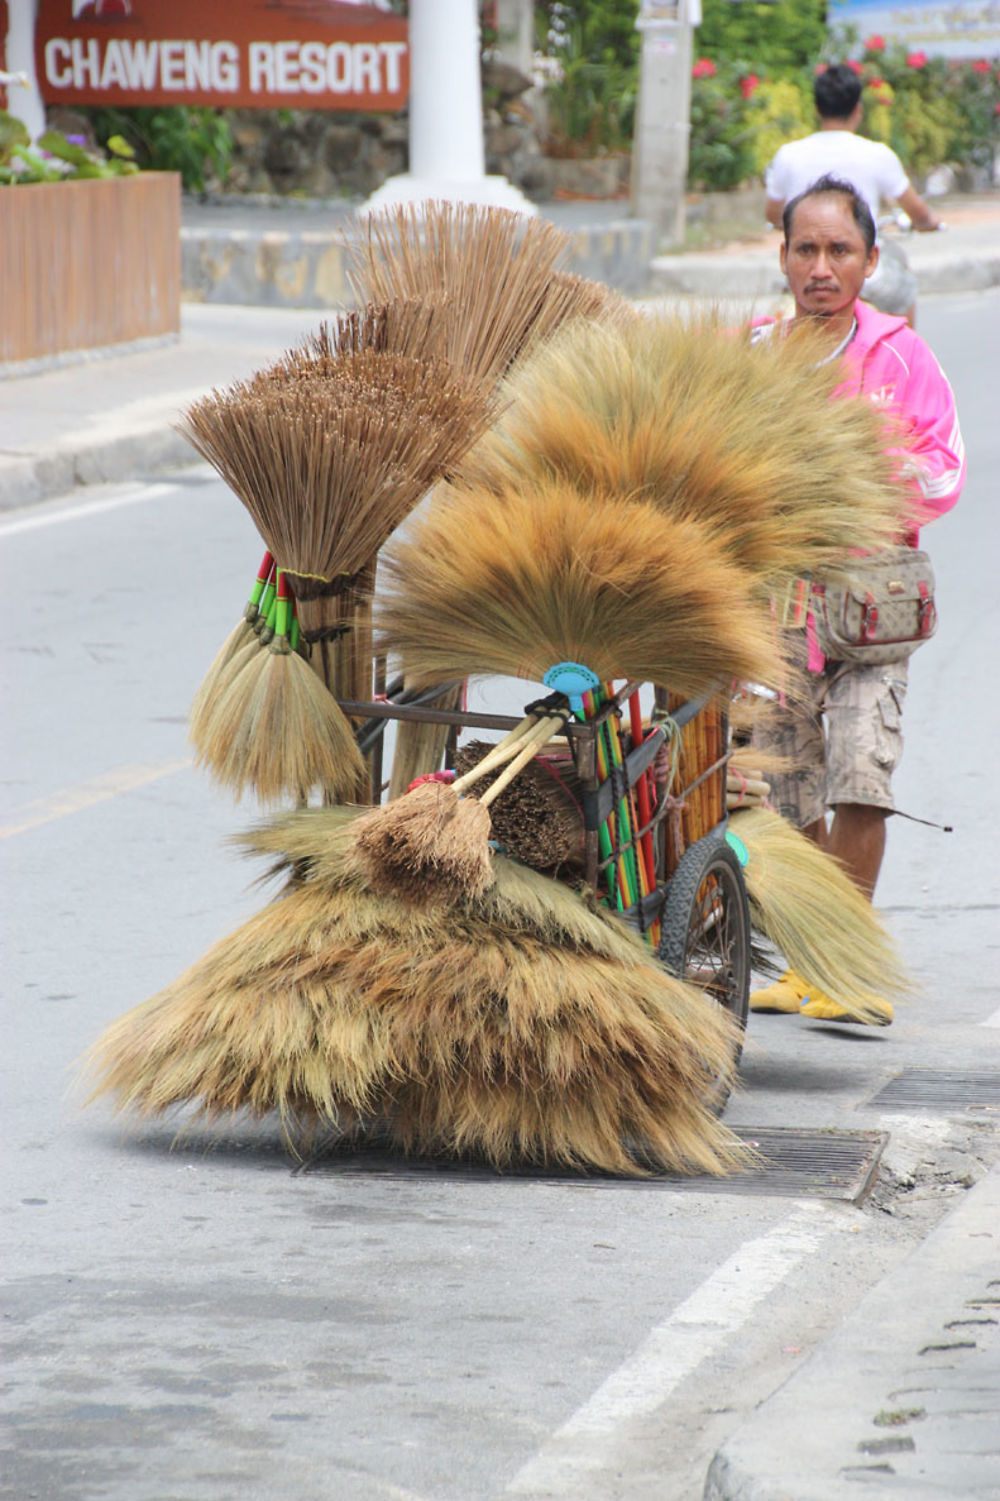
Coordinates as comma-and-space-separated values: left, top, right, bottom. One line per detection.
2, 290, 999, 1501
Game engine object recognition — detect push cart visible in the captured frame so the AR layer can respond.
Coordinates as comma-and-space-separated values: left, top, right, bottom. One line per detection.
340, 674, 752, 1104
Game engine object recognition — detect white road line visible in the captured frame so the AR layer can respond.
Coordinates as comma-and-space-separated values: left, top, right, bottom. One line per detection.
982, 1007, 1000, 1028
0, 482, 173, 536
0, 758, 192, 838
506, 1202, 829, 1495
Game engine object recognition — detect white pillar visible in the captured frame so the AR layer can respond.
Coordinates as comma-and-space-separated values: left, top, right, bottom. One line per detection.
4, 0, 46, 142
362, 0, 536, 216
630, 0, 695, 248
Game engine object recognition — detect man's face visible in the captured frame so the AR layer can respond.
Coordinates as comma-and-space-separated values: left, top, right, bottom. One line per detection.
780, 195, 878, 320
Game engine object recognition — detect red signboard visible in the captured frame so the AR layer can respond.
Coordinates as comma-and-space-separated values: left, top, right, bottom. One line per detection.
35, 0, 410, 111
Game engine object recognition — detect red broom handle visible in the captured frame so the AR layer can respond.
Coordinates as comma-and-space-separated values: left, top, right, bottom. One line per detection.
628, 691, 658, 894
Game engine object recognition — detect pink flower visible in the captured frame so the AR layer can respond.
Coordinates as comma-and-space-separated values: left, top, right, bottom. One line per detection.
906, 51, 927, 68
691, 58, 717, 80
846, 59, 864, 75
995, 101, 1000, 115
971, 59, 991, 73
814, 63, 828, 76
863, 35, 885, 51
740, 73, 760, 99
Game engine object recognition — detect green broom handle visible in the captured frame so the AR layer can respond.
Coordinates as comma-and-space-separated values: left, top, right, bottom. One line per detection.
245, 551, 274, 617
274, 570, 292, 642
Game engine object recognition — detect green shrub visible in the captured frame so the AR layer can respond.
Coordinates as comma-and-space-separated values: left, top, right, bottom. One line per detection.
81, 106, 233, 192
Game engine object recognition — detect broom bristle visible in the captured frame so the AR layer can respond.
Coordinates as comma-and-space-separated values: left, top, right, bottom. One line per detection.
197, 643, 366, 805
349, 781, 494, 901
378, 478, 780, 698
178, 353, 493, 584
85, 812, 750, 1176
732, 807, 912, 1019
188, 617, 258, 749
456, 313, 910, 591
454, 740, 583, 870
348, 201, 573, 386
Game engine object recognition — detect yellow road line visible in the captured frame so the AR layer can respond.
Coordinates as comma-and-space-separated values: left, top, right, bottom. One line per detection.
0, 758, 193, 839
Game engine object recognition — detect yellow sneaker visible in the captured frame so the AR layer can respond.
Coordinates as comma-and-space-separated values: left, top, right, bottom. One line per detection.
800, 990, 893, 1026
749, 969, 811, 1014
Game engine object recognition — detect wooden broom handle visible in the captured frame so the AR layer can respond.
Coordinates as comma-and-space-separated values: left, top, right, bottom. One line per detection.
477, 716, 566, 808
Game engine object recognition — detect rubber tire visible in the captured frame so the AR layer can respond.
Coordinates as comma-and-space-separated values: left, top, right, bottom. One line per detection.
658, 831, 751, 1112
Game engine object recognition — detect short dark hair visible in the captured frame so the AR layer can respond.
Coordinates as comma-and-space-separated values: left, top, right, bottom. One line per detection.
782, 174, 877, 253
814, 63, 862, 120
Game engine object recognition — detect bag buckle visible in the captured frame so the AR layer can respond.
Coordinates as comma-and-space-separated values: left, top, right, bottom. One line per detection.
917, 580, 935, 637
861, 592, 879, 642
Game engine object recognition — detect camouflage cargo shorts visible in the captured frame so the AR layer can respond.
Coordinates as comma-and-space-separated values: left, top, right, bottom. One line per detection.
753, 631, 909, 828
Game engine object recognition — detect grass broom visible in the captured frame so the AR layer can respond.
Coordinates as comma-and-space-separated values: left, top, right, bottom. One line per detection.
85, 805, 751, 1177
730, 806, 912, 1021
178, 352, 492, 804
456, 314, 912, 596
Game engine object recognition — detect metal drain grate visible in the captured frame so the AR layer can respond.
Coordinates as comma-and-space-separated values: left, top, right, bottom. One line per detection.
864, 1069, 1000, 1114
300, 1127, 887, 1203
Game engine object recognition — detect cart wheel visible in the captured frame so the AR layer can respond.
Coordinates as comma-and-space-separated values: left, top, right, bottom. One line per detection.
658, 831, 750, 1111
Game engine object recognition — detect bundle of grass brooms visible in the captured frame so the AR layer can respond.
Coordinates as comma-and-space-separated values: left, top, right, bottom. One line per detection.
85, 805, 751, 1177
345, 203, 634, 796
352, 309, 909, 906
89, 284, 918, 1177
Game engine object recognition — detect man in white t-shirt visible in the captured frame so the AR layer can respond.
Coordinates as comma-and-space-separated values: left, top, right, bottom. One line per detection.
764, 63, 942, 324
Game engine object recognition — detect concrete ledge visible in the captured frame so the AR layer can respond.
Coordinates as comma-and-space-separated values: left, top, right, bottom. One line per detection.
182, 218, 659, 307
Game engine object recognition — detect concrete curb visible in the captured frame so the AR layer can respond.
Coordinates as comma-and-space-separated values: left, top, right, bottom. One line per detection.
0, 420, 200, 512
704, 1166, 1000, 1500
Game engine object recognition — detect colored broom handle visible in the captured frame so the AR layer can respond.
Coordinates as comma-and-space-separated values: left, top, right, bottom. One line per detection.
274, 570, 291, 641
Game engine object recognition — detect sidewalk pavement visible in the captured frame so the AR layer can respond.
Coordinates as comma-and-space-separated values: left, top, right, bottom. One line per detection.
2, 193, 997, 513
705, 1163, 1000, 1499
2, 191, 998, 1499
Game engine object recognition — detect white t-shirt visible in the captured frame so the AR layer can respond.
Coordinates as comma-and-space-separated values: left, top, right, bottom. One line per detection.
765, 131, 909, 235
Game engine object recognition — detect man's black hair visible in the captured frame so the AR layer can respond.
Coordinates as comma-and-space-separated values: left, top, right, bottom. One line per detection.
782, 174, 877, 253
814, 63, 863, 120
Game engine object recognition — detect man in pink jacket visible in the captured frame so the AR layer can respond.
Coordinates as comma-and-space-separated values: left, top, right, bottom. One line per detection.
750, 174, 965, 1024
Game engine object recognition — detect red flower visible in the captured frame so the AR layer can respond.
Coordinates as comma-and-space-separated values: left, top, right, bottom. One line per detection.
867, 76, 886, 89
740, 73, 760, 99
863, 35, 885, 51
846, 59, 864, 75
906, 51, 928, 68
971, 59, 991, 73
814, 62, 828, 76
692, 58, 717, 80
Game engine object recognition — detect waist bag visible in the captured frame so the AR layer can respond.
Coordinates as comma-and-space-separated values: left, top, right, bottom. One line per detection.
811, 547, 937, 665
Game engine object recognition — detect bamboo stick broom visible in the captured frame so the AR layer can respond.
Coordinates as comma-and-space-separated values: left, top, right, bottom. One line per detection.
84, 803, 752, 1178
348, 201, 573, 388
178, 354, 493, 804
